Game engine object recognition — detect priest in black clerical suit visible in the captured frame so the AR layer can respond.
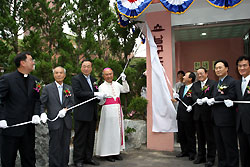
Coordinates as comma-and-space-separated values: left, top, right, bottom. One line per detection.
0, 52, 41, 167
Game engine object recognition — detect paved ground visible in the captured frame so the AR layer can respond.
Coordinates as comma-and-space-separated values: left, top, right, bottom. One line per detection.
70, 145, 215, 167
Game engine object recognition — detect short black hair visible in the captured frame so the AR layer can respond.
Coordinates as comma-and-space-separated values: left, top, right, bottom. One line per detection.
236, 56, 250, 66
177, 70, 185, 76
214, 60, 229, 69
187, 71, 196, 83
197, 67, 207, 73
14, 51, 31, 68
81, 59, 92, 65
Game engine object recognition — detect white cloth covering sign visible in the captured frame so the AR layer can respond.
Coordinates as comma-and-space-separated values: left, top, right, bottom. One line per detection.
146, 24, 178, 132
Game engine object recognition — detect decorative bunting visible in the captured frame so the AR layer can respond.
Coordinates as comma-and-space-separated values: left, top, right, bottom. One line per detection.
117, 0, 153, 18
207, 0, 243, 9
118, 12, 130, 28
159, 0, 195, 14
115, 0, 244, 26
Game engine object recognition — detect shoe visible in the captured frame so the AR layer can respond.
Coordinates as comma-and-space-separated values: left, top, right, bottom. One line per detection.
105, 156, 115, 162
113, 154, 123, 160
189, 154, 195, 161
193, 157, 206, 164
84, 159, 100, 166
75, 162, 84, 167
176, 152, 189, 158
205, 161, 214, 167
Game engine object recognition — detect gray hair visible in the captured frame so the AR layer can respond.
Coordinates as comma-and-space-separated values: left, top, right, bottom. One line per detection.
52, 66, 66, 74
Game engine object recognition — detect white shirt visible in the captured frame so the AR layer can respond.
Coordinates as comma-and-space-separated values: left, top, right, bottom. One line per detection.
241, 75, 250, 95
201, 78, 208, 88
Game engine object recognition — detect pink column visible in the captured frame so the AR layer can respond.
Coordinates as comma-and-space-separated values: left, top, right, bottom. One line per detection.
146, 11, 174, 151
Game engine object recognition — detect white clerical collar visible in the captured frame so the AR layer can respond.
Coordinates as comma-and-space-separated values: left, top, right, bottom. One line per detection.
242, 75, 250, 83
55, 81, 63, 88
18, 70, 29, 77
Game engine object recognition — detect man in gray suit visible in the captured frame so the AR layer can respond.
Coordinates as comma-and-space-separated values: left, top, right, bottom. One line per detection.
40, 66, 74, 167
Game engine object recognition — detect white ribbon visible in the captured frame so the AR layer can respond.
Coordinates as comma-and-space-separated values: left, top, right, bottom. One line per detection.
47, 96, 98, 122
183, 100, 250, 109
116, 25, 145, 82
5, 97, 98, 128
214, 101, 250, 104
176, 97, 188, 108
7, 121, 33, 128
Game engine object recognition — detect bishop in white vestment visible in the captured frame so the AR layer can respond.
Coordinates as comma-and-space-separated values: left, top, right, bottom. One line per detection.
96, 68, 129, 162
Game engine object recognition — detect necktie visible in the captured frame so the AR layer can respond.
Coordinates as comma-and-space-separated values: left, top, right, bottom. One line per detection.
58, 85, 63, 104
242, 79, 247, 95
86, 76, 93, 91
218, 79, 222, 88
183, 86, 188, 97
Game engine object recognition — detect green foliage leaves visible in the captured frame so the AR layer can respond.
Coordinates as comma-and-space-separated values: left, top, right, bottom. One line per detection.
31, 52, 53, 84
0, 40, 11, 74
127, 97, 148, 120
0, 0, 147, 116
125, 126, 136, 141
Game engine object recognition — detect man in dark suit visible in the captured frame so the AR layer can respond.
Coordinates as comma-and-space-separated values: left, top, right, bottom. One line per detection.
174, 71, 196, 161
72, 60, 103, 167
207, 60, 239, 167
192, 67, 217, 167
40, 66, 74, 167
0, 52, 41, 167
228, 56, 250, 167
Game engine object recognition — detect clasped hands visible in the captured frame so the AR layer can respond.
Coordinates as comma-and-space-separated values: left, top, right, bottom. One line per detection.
196, 97, 214, 106
196, 97, 208, 105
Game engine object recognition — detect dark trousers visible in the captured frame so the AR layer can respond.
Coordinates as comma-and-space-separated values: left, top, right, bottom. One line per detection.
238, 126, 250, 167
195, 120, 216, 162
213, 125, 239, 167
1, 128, 36, 167
49, 122, 71, 167
178, 120, 196, 156
73, 120, 96, 164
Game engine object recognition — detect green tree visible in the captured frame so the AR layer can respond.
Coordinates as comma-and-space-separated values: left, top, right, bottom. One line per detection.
67, 0, 140, 61
0, 40, 11, 76
21, 0, 78, 84
0, 0, 28, 53
68, 0, 116, 60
